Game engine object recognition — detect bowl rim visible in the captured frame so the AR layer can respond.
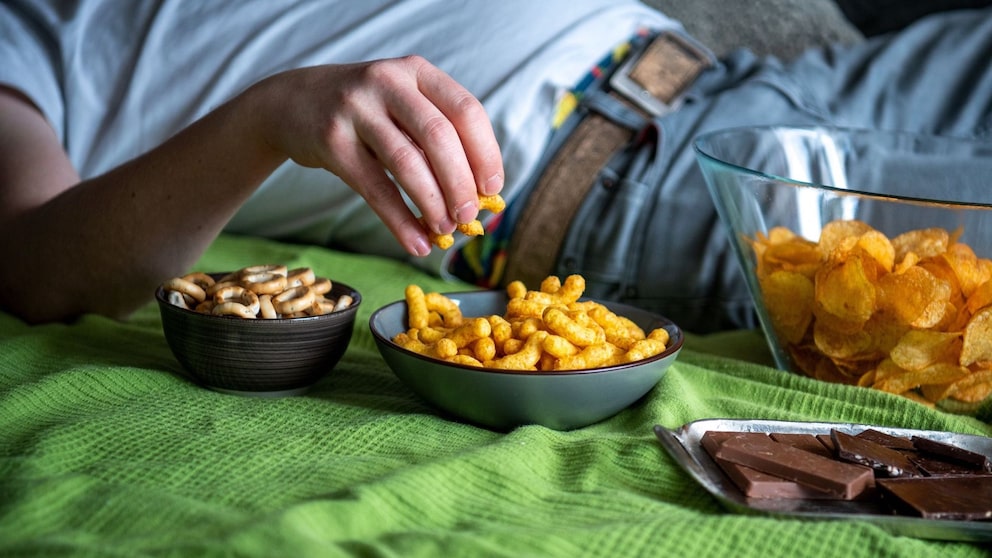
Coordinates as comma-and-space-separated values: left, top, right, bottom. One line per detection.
368, 289, 684, 377
692, 124, 992, 209
155, 272, 362, 324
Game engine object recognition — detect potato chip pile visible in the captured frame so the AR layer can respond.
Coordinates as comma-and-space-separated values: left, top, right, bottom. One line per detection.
750, 220, 992, 408
392, 274, 670, 371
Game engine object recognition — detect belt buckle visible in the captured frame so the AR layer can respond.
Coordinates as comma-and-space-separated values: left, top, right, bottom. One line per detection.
609, 31, 711, 118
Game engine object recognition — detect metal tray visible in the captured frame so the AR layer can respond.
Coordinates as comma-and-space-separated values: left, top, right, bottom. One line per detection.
654, 418, 992, 542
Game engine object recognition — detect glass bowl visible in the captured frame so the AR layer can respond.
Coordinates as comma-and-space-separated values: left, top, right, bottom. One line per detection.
694, 125, 992, 413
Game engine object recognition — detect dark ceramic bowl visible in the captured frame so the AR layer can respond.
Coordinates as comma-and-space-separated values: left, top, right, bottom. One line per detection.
156, 274, 361, 396
369, 290, 683, 431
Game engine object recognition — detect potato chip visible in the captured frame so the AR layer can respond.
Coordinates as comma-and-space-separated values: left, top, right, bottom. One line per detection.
759, 270, 815, 344
891, 227, 950, 261
814, 252, 877, 325
876, 266, 951, 329
961, 306, 992, 367
749, 219, 992, 409
888, 330, 961, 371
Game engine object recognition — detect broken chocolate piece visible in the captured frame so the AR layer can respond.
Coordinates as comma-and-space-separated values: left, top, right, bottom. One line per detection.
701, 431, 839, 499
713, 432, 873, 500
831, 430, 921, 477
911, 454, 989, 477
769, 432, 834, 458
855, 429, 917, 451
911, 436, 992, 473
876, 475, 992, 520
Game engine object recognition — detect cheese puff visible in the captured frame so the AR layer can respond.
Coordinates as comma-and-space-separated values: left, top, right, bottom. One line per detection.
448, 317, 492, 348
556, 274, 586, 304
503, 337, 524, 355
405, 284, 430, 329
524, 290, 558, 306
511, 317, 545, 340
456, 220, 485, 236
542, 334, 581, 359
506, 280, 528, 300
506, 298, 548, 319
538, 352, 557, 371
395, 333, 458, 360
621, 338, 668, 363
392, 331, 423, 351
425, 292, 463, 327
487, 331, 548, 370
539, 275, 562, 294
447, 354, 484, 368
471, 336, 497, 362
488, 315, 513, 349
648, 327, 670, 345
479, 194, 506, 213
543, 306, 601, 347
417, 326, 450, 344
617, 315, 647, 340
588, 305, 638, 350
553, 343, 624, 371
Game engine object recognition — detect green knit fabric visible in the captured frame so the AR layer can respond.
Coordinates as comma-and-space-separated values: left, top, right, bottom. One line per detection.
2, 234, 991, 557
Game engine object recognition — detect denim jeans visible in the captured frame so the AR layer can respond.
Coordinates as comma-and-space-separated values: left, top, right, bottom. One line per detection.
555, 8, 992, 333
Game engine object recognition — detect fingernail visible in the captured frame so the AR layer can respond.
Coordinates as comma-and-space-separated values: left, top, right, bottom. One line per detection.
483, 173, 503, 195
454, 201, 478, 224
436, 216, 456, 234
412, 236, 432, 257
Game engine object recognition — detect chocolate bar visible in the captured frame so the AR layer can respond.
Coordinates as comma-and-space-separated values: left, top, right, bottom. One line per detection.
769, 432, 834, 458
831, 430, 921, 477
701, 431, 839, 499
712, 432, 874, 500
911, 436, 992, 473
854, 429, 916, 451
876, 475, 992, 520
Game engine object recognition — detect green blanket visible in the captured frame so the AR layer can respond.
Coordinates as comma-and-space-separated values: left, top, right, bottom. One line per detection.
3, 234, 991, 558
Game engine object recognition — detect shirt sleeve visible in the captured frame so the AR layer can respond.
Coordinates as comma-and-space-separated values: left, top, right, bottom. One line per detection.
0, 2, 66, 141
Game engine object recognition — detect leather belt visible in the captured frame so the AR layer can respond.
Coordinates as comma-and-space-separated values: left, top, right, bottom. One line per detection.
502, 31, 713, 288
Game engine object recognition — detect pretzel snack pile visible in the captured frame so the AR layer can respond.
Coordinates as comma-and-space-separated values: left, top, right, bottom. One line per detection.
392, 274, 670, 371
161, 264, 352, 319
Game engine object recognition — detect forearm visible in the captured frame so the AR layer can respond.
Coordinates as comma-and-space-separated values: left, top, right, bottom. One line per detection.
0, 85, 287, 323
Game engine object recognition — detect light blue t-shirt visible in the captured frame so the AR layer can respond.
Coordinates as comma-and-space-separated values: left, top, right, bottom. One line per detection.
0, 0, 676, 272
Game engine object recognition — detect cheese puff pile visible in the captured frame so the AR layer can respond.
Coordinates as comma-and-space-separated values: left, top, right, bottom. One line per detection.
392, 274, 670, 371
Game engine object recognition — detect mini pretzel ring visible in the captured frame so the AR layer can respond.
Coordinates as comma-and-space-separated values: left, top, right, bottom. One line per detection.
258, 294, 278, 319
181, 272, 216, 291
310, 277, 332, 296
214, 285, 260, 316
162, 277, 207, 303
272, 286, 315, 315
286, 267, 316, 288
212, 301, 257, 319
239, 264, 288, 278
240, 272, 287, 295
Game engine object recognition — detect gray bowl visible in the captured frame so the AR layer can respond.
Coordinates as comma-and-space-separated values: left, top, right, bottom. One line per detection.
369, 290, 683, 430
156, 274, 361, 396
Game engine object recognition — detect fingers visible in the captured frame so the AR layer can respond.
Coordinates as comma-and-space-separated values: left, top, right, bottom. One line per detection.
359, 57, 503, 232
416, 63, 504, 197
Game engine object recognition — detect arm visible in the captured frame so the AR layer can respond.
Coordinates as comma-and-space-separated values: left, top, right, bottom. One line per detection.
0, 56, 503, 324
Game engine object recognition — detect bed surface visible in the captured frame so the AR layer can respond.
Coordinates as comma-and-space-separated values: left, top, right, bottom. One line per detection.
3, 234, 991, 557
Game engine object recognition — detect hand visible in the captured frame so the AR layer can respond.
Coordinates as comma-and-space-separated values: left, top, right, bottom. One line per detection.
253, 56, 505, 256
